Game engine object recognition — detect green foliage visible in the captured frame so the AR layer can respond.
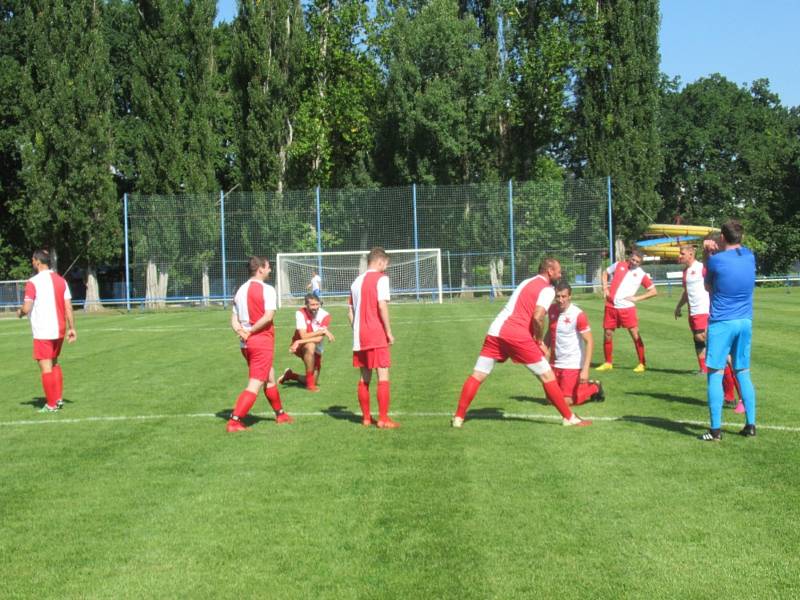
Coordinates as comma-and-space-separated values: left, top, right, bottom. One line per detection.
574, 0, 663, 243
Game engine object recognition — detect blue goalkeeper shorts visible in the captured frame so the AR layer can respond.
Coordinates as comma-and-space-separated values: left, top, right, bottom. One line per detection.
706, 318, 752, 371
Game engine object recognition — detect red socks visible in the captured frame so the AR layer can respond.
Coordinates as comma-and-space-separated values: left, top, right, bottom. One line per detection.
456, 376, 482, 419
232, 390, 257, 419
305, 371, 316, 389
573, 381, 599, 406
358, 381, 371, 420
285, 369, 299, 382
723, 365, 740, 401
264, 385, 283, 413
697, 355, 707, 373
377, 381, 391, 420
52, 365, 63, 401
634, 336, 646, 364
41, 372, 58, 408
542, 379, 573, 419
603, 339, 613, 363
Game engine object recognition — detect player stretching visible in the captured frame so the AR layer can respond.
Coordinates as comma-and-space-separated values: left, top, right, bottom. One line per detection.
701, 221, 757, 441
674, 244, 710, 373
596, 249, 657, 372
227, 256, 292, 432
17, 249, 77, 412
545, 281, 604, 406
452, 258, 592, 428
349, 247, 398, 429
279, 293, 335, 392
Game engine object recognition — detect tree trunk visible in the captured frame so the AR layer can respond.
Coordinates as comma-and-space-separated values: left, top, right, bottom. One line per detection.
460, 255, 474, 298
489, 257, 504, 298
158, 271, 168, 309
145, 260, 158, 309
83, 265, 104, 313
202, 263, 210, 306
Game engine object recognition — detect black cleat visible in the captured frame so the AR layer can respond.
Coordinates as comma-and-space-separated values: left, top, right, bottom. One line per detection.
591, 381, 605, 402
699, 429, 722, 442
739, 424, 756, 437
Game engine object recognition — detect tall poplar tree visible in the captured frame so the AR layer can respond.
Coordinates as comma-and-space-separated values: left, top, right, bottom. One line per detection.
17, 0, 119, 308
231, 0, 305, 192
573, 0, 663, 242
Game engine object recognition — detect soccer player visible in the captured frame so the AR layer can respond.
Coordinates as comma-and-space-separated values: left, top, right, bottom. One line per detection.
348, 247, 398, 429
307, 270, 322, 300
226, 256, 293, 432
452, 258, 592, 428
545, 280, 604, 406
674, 244, 710, 373
596, 249, 657, 372
17, 249, 77, 412
701, 220, 757, 441
279, 293, 335, 392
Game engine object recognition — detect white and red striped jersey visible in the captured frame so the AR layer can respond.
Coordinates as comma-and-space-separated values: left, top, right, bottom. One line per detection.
24, 270, 71, 340
606, 261, 654, 309
487, 275, 555, 340
682, 260, 710, 316
350, 270, 390, 351
232, 279, 277, 345
548, 303, 591, 369
292, 307, 331, 354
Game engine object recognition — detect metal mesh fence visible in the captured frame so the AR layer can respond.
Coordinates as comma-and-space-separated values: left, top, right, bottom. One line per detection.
124, 177, 610, 307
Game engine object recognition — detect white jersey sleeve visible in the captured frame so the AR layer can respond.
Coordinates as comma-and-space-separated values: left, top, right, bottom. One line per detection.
377, 275, 390, 302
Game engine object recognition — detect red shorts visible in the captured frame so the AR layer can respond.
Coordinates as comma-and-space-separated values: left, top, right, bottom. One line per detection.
688, 313, 709, 332
553, 367, 580, 398
294, 345, 323, 370
240, 345, 274, 382
479, 334, 544, 365
33, 338, 64, 361
603, 305, 638, 329
353, 347, 391, 369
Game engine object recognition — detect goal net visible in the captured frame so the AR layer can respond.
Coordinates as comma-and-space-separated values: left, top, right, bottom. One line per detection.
276, 249, 443, 307
0, 280, 26, 312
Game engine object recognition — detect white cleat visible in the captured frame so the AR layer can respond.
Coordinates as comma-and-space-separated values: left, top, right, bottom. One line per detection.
451, 416, 464, 429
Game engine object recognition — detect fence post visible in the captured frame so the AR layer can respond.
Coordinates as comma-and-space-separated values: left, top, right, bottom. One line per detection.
607, 176, 614, 263
508, 179, 515, 287
123, 193, 131, 311
315, 186, 323, 276
412, 183, 420, 301
220, 190, 228, 307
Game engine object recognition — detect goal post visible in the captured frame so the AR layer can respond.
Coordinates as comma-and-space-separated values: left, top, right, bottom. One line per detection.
276, 249, 443, 307
0, 280, 27, 312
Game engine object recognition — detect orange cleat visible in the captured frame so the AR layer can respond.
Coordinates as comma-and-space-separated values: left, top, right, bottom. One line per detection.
226, 419, 248, 432
377, 417, 400, 429
306, 385, 320, 393
362, 418, 373, 427
275, 412, 294, 424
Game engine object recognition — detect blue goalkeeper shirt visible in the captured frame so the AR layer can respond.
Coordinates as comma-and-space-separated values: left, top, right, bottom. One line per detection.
705, 247, 755, 322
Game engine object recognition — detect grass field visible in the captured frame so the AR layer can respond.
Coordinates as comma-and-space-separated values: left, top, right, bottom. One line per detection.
1, 289, 799, 598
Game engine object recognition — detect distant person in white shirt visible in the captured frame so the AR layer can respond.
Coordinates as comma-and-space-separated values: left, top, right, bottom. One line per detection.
597, 249, 657, 372
307, 270, 322, 300
17, 249, 77, 412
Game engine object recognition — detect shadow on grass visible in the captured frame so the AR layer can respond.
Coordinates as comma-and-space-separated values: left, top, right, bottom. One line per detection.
509, 395, 549, 406
465, 407, 547, 424
641, 367, 698, 375
21, 397, 74, 409
322, 405, 363, 424
619, 415, 703, 437
626, 391, 705, 406
214, 409, 270, 426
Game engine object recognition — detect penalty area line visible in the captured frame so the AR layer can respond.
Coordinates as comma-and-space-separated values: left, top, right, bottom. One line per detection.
0, 411, 799, 433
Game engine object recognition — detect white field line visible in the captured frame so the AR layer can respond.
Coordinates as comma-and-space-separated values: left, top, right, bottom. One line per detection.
1, 410, 799, 433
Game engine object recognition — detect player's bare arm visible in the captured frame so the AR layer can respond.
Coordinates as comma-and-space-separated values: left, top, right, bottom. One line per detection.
674, 290, 688, 319
531, 305, 547, 342
580, 330, 593, 382
626, 285, 658, 303
600, 269, 611, 301
17, 299, 33, 319
348, 304, 354, 326
231, 311, 249, 341
248, 310, 275, 335
64, 299, 77, 342
378, 300, 394, 345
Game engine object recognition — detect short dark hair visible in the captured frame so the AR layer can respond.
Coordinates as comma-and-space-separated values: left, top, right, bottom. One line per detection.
537, 257, 559, 274
32, 249, 51, 266
679, 244, 696, 254
304, 293, 320, 304
367, 247, 389, 264
721, 220, 743, 245
629, 248, 644, 260
248, 256, 269, 275
554, 279, 572, 294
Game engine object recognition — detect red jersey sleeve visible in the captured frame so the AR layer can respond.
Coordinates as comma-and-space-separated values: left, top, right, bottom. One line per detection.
321, 315, 331, 327
24, 281, 36, 301
577, 311, 590, 333
642, 274, 654, 288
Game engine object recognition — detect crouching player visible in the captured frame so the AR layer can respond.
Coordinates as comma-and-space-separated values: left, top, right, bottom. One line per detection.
227, 256, 293, 432
545, 281, 604, 406
279, 293, 335, 392
452, 258, 592, 428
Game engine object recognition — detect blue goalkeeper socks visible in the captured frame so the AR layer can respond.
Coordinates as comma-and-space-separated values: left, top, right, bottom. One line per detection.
707, 371, 724, 430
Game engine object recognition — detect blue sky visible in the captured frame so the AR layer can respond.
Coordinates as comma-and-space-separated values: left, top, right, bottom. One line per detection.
216, 0, 800, 108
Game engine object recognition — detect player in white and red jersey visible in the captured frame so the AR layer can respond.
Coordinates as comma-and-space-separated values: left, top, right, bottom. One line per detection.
17, 249, 77, 412
279, 293, 335, 392
597, 249, 657, 372
452, 258, 592, 428
545, 281, 604, 406
674, 244, 710, 373
226, 256, 292, 432
348, 247, 398, 429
